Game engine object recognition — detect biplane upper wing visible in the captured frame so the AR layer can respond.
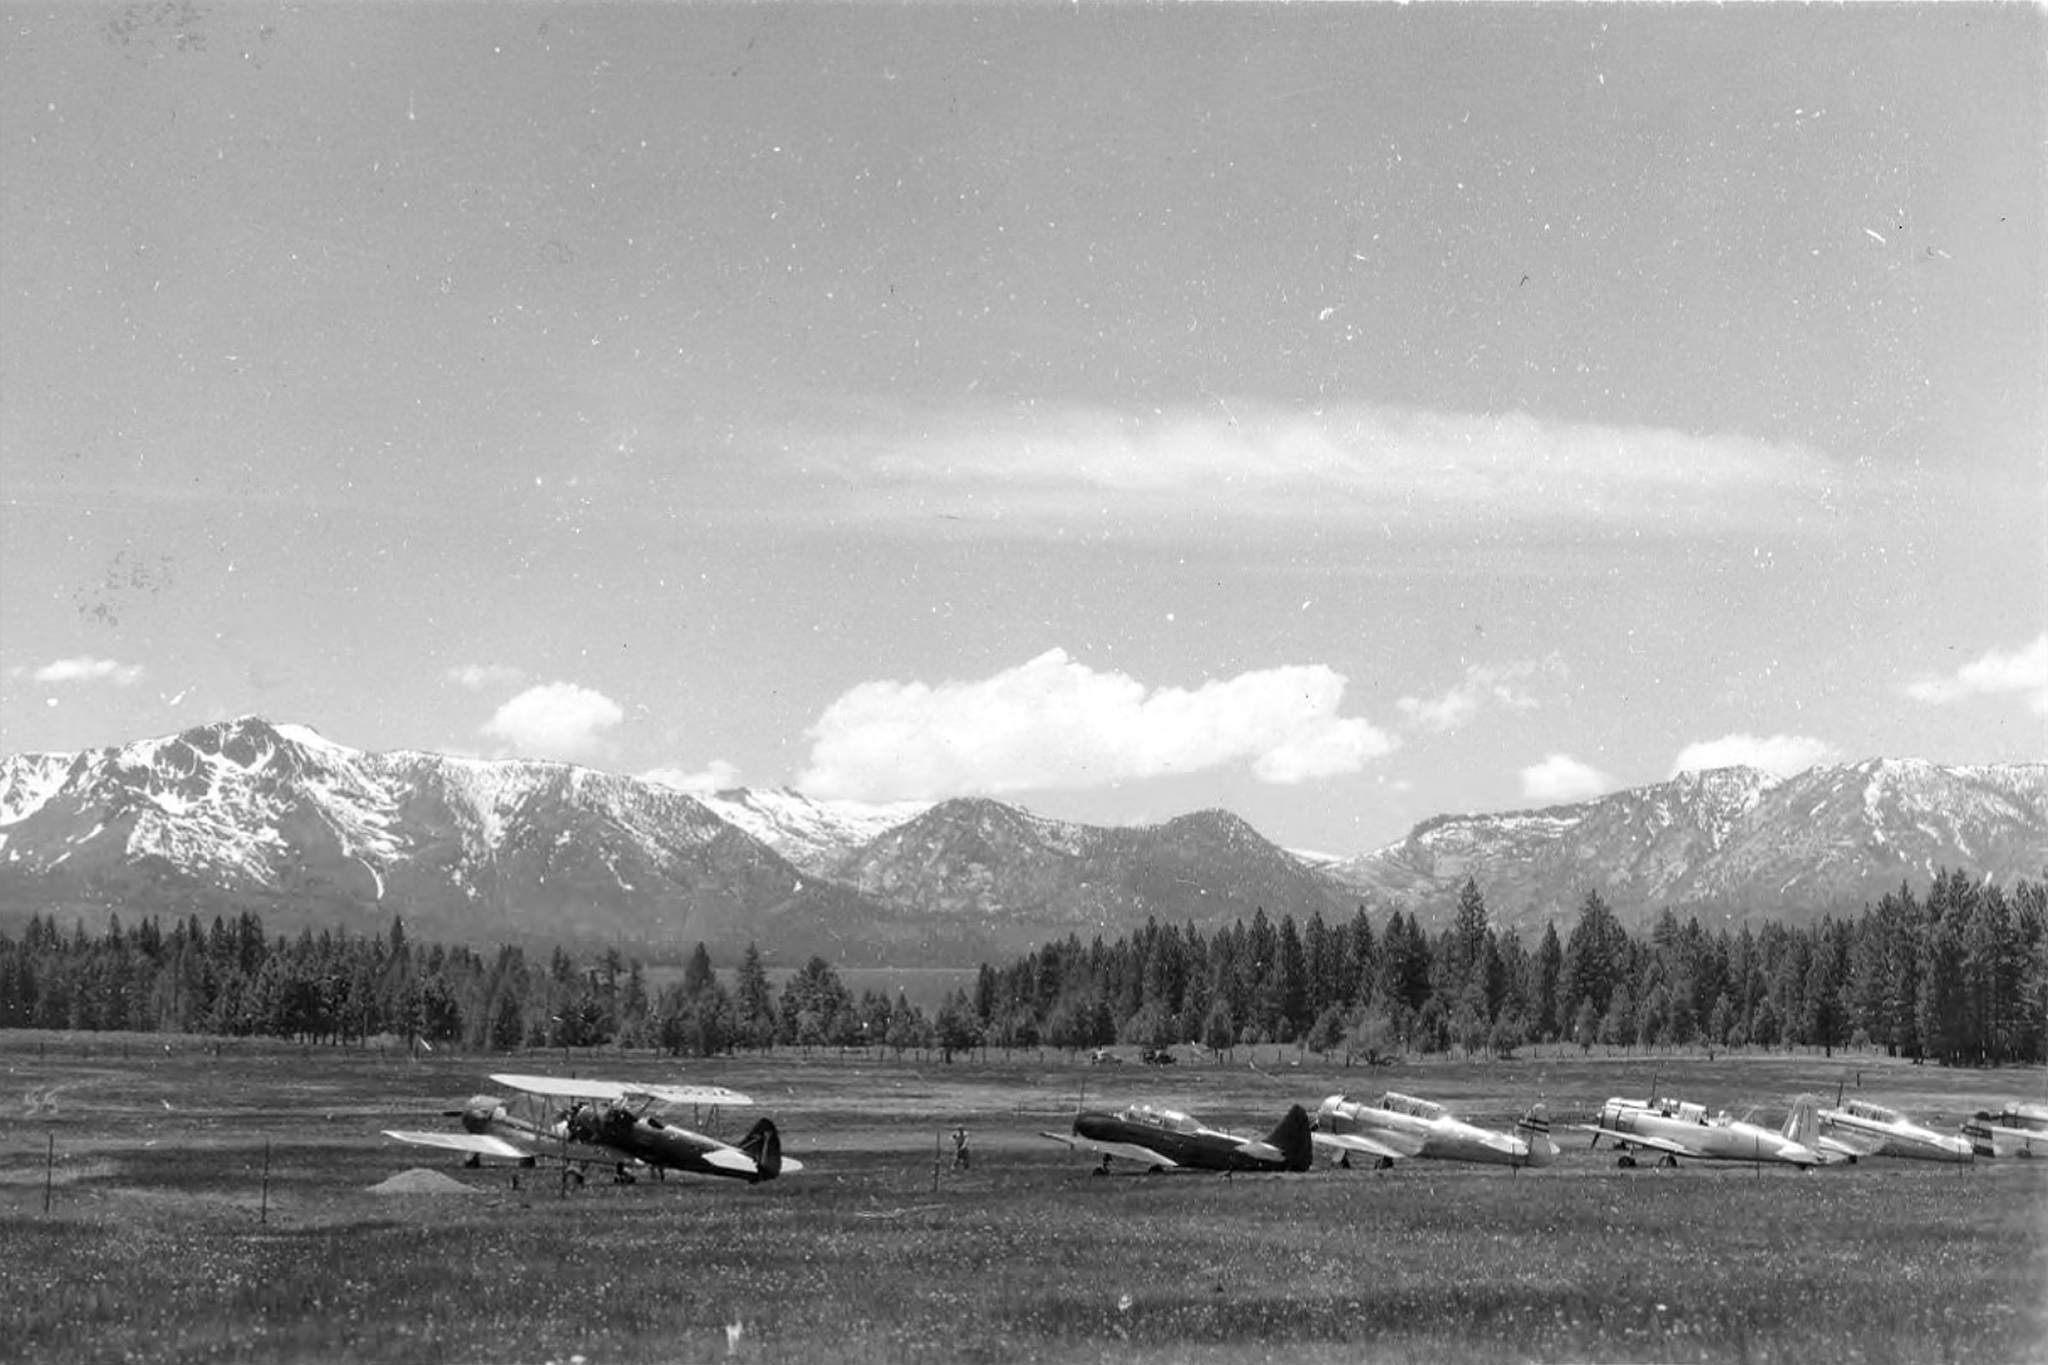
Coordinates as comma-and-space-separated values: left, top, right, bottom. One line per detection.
488, 1074, 755, 1107
631, 1082, 755, 1108
382, 1129, 534, 1160
1310, 1128, 1425, 1163
1039, 1130, 1181, 1169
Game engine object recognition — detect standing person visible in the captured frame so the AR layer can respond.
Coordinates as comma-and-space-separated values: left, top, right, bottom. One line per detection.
951, 1126, 971, 1171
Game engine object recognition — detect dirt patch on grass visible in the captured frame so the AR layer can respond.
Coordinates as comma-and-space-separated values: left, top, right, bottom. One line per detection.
367, 1167, 483, 1196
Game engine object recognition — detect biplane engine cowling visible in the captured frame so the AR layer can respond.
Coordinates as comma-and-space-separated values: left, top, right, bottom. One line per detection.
458, 1096, 505, 1134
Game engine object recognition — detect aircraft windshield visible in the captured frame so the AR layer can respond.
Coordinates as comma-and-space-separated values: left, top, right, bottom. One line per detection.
1123, 1103, 1201, 1133
1381, 1093, 1444, 1121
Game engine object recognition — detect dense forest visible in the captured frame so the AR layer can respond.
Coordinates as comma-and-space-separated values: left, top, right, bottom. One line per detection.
1, 868, 2043, 1066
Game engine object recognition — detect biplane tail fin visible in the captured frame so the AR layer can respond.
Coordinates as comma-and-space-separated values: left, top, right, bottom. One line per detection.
739, 1117, 783, 1182
1267, 1104, 1316, 1173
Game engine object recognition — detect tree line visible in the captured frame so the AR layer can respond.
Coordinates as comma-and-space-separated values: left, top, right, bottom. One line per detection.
968, 868, 2047, 1067
0, 911, 983, 1059
1, 867, 2041, 1066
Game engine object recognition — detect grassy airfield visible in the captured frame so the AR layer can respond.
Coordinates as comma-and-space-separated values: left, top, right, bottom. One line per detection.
2, 1036, 2044, 1364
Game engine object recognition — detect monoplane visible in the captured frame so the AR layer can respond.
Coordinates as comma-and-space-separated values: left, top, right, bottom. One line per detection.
384, 1073, 799, 1184
1811, 1094, 1989, 1164
1576, 1093, 1822, 1169
1314, 1091, 1559, 1169
1040, 1101, 1315, 1174
1969, 1101, 2048, 1159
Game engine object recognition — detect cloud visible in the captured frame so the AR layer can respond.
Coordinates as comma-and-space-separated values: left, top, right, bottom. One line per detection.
479, 682, 624, 761
1397, 656, 1565, 733
783, 399, 1849, 538
1520, 753, 1613, 804
1905, 635, 2048, 716
798, 648, 1397, 801
32, 656, 145, 686
1671, 733, 1841, 778
447, 663, 528, 691
640, 759, 743, 794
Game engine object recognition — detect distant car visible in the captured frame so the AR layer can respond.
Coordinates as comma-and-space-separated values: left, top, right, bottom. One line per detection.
1089, 1048, 1123, 1065
1141, 1048, 1177, 1066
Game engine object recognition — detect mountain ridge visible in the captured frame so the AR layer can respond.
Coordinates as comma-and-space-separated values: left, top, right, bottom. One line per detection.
3, 717, 2042, 961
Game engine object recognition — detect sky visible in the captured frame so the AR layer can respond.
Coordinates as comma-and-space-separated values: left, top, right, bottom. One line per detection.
3, 2, 2043, 856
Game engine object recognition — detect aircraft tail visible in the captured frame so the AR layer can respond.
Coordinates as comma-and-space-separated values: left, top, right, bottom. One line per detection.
1782, 1093, 1822, 1148
1267, 1104, 1316, 1173
738, 1117, 783, 1182
1515, 1102, 1560, 1167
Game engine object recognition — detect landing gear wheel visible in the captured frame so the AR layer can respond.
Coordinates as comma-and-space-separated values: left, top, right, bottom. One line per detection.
1617, 1154, 1637, 1168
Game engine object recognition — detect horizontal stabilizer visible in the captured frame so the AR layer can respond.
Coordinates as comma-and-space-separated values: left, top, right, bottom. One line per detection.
700, 1146, 760, 1176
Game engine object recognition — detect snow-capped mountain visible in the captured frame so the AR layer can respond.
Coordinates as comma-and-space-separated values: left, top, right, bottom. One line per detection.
0, 717, 893, 961
2, 718, 2041, 961
833, 798, 1356, 947
1331, 759, 2047, 930
688, 787, 930, 877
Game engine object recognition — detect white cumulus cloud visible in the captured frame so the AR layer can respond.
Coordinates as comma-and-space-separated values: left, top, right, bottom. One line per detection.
480, 682, 624, 761
1396, 656, 1565, 733
1520, 753, 1613, 804
447, 663, 528, 691
1905, 635, 2048, 717
640, 759, 744, 794
1671, 733, 1841, 778
33, 656, 145, 686
798, 648, 1396, 801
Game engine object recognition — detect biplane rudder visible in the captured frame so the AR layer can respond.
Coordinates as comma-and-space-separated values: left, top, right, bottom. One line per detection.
739, 1117, 783, 1181
1268, 1104, 1316, 1172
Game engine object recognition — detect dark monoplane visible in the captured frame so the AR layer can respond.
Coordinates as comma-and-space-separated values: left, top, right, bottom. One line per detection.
1040, 1101, 1315, 1174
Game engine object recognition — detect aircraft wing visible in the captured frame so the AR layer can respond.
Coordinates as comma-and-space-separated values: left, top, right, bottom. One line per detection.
1311, 1130, 1421, 1163
488, 1074, 755, 1108
1571, 1124, 1702, 1159
629, 1083, 754, 1108
383, 1129, 534, 1161
1816, 1122, 1888, 1158
491, 1073, 630, 1103
1039, 1130, 1180, 1169
1981, 1123, 2048, 1158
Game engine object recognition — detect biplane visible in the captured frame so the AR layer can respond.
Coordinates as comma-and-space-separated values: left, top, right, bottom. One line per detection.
383, 1073, 800, 1185
1313, 1091, 1558, 1169
1040, 1101, 1315, 1174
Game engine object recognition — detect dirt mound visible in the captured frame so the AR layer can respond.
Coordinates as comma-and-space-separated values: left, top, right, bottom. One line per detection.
367, 1167, 483, 1195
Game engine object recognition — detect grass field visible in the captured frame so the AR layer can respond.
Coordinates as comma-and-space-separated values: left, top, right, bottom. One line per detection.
2, 1035, 2044, 1364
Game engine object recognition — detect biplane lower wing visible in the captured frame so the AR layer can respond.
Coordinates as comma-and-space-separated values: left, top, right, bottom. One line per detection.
382, 1129, 534, 1161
